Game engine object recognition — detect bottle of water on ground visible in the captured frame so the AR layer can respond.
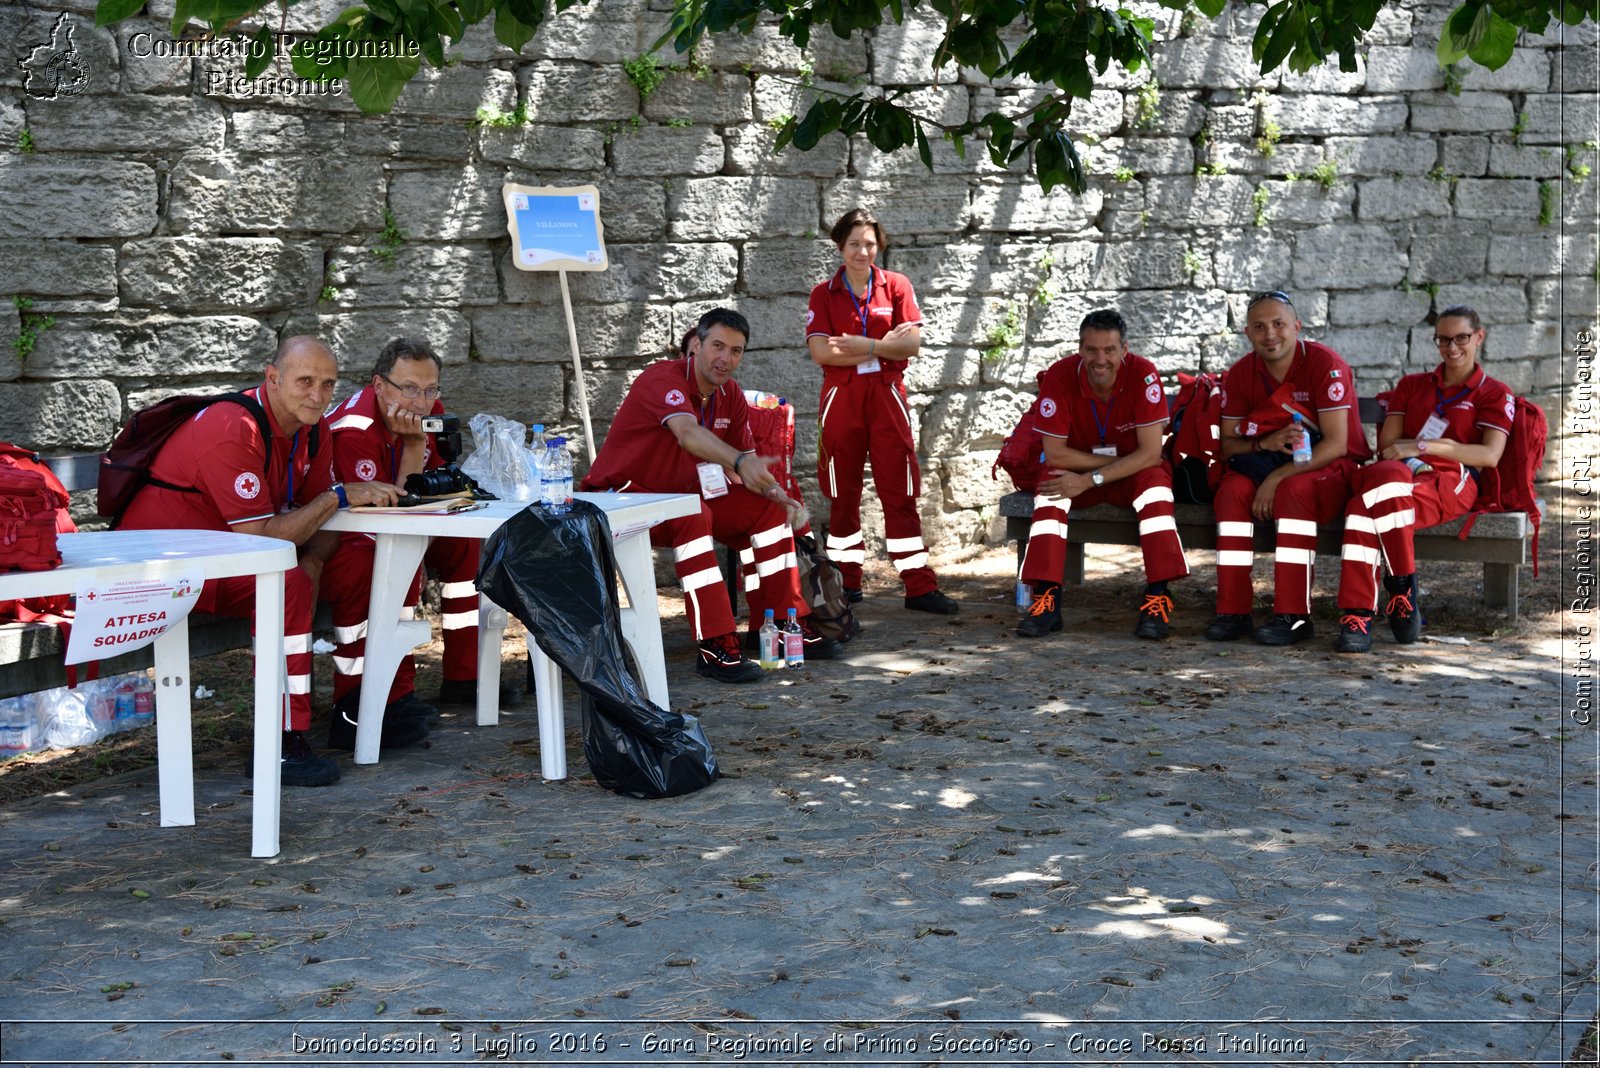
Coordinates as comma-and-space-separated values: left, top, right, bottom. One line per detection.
1291, 413, 1312, 467
542, 438, 572, 515
782, 608, 804, 670
758, 609, 783, 670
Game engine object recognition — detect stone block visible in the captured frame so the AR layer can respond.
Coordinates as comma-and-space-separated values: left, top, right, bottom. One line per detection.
1206, 104, 1256, 141
1127, 94, 1207, 139
1431, 283, 1529, 325
387, 65, 516, 121
919, 387, 1034, 456
579, 177, 670, 243
642, 70, 753, 126
668, 177, 820, 240
1277, 57, 1366, 95
0, 380, 120, 450
1088, 240, 1192, 289
1459, 50, 1550, 93
1086, 137, 1194, 177
970, 180, 1104, 235
1487, 143, 1565, 179
1315, 326, 1406, 371
697, 25, 805, 73
281, 310, 472, 368
446, 362, 566, 429
741, 239, 840, 297
1144, 175, 1255, 228
1438, 136, 1491, 176
938, 447, 1006, 513
1323, 135, 1438, 177
1032, 289, 1228, 345
525, 2, 648, 63
1364, 46, 1445, 92
1208, 141, 1322, 177
0, 316, 17, 382
1454, 178, 1541, 221
823, 178, 973, 236
891, 241, 1058, 298
520, 63, 637, 123
612, 126, 726, 177
1153, 38, 1277, 90
1328, 289, 1431, 327
442, 20, 521, 63
1256, 181, 1356, 225
0, 97, 21, 148
1529, 276, 1600, 320
1410, 91, 1516, 133
1272, 94, 1408, 137
920, 295, 1022, 351
388, 166, 507, 241
851, 133, 1017, 179
1213, 232, 1293, 292
326, 243, 498, 308
671, 295, 808, 349
1356, 177, 1453, 222
23, 95, 223, 151
28, 315, 278, 379
469, 303, 672, 364
0, 241, 116, 299
873, 7, 959, 85
343, 116, 478, 160
117, 20, 194, 94
1552, 42, 1598, 92
503, 243, 739, 305
1489, 230, 1598, 277
0, 159, 157, 239
168, 151, 385, 234
1489, 320, 1564, 358
727, 349, 820, 408
6, 10, 120, 95
727, 127, 850, 178
192, 59, 359, 114
1519, 94, 1600, 145
1292, 225, 1405, 289
1408, 225, 1488, 284
578, 363, 648, 427
477, 123, 609, 172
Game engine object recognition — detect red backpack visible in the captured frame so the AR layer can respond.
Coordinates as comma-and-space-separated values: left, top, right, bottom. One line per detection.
991, 370, 1050, 493
1163, 372, 1222, 503
1461, 395, 1548, 575
0, 442, 76, 618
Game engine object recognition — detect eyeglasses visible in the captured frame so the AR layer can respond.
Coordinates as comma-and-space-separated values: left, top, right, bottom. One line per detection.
379, 374, 441, 400
1433, 332, 1477, 350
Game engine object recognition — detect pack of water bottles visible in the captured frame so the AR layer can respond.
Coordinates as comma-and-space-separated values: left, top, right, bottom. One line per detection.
459, 414, 574, 511
0, 670, 158, 757
529, 425, 573, 516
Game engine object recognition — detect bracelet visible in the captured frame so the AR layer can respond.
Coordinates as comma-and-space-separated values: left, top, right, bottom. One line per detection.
732, 452, 750, 476
332, 483, 349, 509
869, 339, 876, 355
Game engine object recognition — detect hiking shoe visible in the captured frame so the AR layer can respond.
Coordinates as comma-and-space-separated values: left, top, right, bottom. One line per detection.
905, 589, 959, 615
800, 619, 842, 660
1385, 577, 1422, 644
392, 691, 440, 723
843, 587, 864, 604
326, 703, 430, 752
275, 730, 341, 788
1335, 612, 1374, 653
1017, 585, 1063, 638
1253, 613, 1315, 646
436, 678, 521, 709
1204, 613, 1254, 642
1134, 593, 1173, 640
696, 632, 765, 683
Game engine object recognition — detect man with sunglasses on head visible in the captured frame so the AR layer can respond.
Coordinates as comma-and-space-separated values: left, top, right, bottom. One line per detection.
1332, 306, 1511, 652
1206, 291, 1371, 645
321, 337, 487, 751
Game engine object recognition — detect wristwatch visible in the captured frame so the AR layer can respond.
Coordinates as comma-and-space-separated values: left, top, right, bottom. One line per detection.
1415, 439, 1428, 453
332, 482, 349, 509
1091, 470, 1105, 487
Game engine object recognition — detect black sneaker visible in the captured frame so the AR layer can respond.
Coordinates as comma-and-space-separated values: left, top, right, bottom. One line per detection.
1334, 612, 1374, 653
275, 730, 341, 788
1134, 593, 1173, 640
843, 587, 864, 604
1204, 613, 1254, 641
1017, 585, 1063, 638
1384, 576, 1422, 644
1253, 613, 1315, 646
799, 619, 842, 660
337, 689, 431, 724
326, 702, 430, 751
436, 678, 521, 708
905, 589, 959, 615
696, 632, 765, 683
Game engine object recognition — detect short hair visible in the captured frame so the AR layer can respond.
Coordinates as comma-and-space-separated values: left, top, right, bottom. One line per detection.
829, 208, 888, 251
1079, 308, 1127, 341
677, 327, 697, 357
696, 308, 750, 345
372, 337, 442, 379
271, 335, 333, 367
1436, 304, 1484, 332
1247, 289, 1295, 313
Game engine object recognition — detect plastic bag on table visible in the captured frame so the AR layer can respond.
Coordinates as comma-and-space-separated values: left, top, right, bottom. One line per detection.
478, 500, 718, 799
461, 413, 537, 501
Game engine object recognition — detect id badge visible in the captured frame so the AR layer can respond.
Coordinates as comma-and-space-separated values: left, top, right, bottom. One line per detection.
1417, 413, 1449, 441
697, 462, 729, 499
857, 357, 881, 375
1092, 445, 1118, 458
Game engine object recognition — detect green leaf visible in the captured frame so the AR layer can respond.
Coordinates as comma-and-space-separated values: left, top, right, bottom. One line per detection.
1436, 3, 1476, 65
1466, 9, 1517, 69
95, 0, 147, 27
418, 33, 445, 66
457, 0, 491, 22
492, 0, 538, 50
1192, 0, 1226, 16
915, 122, 932, 169
1259, 0, 1305, 72
169, 0, 194, 36
243, 24, 274, 79
345, 52, 421, 112
1034, 131, 1084, 194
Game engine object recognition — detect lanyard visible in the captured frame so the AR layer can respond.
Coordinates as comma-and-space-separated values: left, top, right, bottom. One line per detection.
1087, 395, 1111, 446
1434, 384, 1472, 415
285, 429, 300, 503
843, 268, 874, 336
699, 392, 716, 429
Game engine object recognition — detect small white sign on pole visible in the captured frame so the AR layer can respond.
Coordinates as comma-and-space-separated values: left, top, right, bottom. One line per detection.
502, 183, 607, 462
66, 570, 203, 666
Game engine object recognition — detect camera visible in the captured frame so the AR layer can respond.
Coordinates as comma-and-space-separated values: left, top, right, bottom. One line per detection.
422, 413, 462, 463
406, 465, 476, 498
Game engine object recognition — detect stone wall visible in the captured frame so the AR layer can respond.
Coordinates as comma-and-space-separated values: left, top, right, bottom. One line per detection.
2, 0, 1594, 546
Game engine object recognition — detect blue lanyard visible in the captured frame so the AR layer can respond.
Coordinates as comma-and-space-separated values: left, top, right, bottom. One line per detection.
1087, 396, 1111, 446
285, 429, 300, 503
1434, 385, 1472, 415
843, 268, 874, 336
699, 392, 716, 429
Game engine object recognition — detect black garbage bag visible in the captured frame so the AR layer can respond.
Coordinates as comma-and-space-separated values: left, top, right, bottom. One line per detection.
477, 500, 718, 799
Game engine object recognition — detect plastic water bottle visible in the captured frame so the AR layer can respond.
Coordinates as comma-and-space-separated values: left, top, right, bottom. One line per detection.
1015, 579, 1032, 613
1291, 413, 1312, 467
133, 675, 156, 725
758, 609, 783, 670
1404, 457, 1433, 476
524, 424, 547, 502
542, 438, 572, 515
782, 608, 805, 670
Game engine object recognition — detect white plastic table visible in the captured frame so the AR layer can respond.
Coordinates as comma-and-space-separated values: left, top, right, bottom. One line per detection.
323, 493, 699, 774
0, 529, 298, 858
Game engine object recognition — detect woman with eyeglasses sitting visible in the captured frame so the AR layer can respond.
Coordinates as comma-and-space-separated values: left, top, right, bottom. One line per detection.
1332, 305, 1513, 652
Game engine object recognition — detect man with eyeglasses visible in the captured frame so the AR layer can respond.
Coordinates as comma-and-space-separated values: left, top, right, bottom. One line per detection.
1206, 291, 1371, 645
1332, 305, 1512, 652
321, 337, 487, 750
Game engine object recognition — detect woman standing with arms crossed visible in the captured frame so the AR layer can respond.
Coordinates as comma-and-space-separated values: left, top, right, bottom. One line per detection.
805, 208, 959, 615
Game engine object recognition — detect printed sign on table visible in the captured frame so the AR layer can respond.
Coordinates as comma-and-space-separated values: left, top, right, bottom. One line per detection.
503, 184, 607, 272
66, 571, 203, 665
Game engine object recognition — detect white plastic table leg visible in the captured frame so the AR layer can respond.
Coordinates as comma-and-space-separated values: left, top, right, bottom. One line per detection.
611, 531, 670, 709
354, 532, 432, 765
476, 593, 508, 727
251, 569, 286, 858
152, 615, 194, 828
529, 641, 566, 780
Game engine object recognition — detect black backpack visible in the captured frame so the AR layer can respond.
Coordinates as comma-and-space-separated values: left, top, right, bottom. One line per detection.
793, 534, 860, 643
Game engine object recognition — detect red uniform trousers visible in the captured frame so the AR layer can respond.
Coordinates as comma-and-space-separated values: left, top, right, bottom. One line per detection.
1213, 458, 1358, 615
1020, 465, 1189, 586
195, 567, 314, 732
1338, 461, 1478, 611
817, 375, 937, 596
649, 492, 808, 641
321, 534, 481, 705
